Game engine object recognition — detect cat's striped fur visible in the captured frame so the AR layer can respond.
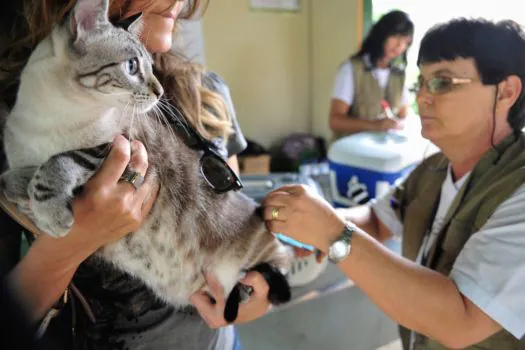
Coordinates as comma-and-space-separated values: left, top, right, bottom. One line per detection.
0, 0, 291, 317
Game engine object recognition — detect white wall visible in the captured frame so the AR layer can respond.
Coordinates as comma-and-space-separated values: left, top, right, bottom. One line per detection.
174, 19, 206, 65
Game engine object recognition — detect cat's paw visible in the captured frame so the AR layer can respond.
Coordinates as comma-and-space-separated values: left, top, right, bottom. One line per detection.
223, 264, 291, 323
224, 283, 254, 323
0, 168, 34, 206
30, 199, 74, 238
224, 284, 242, 323
250, 263, 291, 305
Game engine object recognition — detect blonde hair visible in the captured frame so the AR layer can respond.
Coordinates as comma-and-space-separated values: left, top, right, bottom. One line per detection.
0, 0, 231, 141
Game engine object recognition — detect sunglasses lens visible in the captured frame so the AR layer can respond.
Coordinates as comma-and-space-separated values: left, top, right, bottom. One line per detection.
201, 155, 235, 191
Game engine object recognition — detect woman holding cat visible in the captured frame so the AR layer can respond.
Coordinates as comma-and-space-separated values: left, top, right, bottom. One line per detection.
0, 0, 271, 349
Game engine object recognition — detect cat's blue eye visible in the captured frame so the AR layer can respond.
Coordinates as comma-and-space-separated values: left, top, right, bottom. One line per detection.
126, 58, 139, 75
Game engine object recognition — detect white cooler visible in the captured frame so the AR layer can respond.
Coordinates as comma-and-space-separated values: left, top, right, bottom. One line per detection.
328, 130, 434, 207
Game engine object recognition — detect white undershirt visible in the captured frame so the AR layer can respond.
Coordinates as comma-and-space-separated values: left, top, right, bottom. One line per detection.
416, 167, 470, 264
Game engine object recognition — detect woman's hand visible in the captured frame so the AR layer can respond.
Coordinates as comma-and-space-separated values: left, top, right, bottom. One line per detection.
7, 135, 158, 320
263, 185, 345, 252
190, 271, 271, 328
375, 117, 403, 132
57, 135, 159, 260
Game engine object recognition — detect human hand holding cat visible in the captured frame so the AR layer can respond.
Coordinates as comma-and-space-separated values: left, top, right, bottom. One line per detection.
27, 135, 158, 267
190, 271, 271, 328
64, 135, 158, 257
263, 185, 345, 253
8, 136, 159, 320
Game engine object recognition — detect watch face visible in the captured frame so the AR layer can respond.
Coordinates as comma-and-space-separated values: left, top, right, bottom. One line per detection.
330, 240, 350, 260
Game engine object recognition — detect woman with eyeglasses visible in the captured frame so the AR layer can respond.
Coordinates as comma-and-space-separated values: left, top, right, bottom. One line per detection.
330, 10, 414, 140
265, 18, 525, 349
0, 0, 270, 349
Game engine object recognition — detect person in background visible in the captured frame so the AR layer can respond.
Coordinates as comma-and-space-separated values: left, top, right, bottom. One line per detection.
330, 10, 414, 140
266, 18, 525, 349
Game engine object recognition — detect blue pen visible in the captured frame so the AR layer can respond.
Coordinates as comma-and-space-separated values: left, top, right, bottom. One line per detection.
274, 233, 315, 251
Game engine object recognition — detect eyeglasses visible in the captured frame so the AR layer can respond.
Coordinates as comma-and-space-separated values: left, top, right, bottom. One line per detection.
410, 76, 474, 95
170, 116, 243, 194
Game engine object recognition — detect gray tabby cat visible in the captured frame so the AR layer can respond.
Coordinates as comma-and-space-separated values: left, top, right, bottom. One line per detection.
0, 0, 291, 318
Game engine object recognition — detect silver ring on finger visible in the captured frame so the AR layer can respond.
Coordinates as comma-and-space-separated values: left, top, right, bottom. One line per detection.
119, 169, 145, 190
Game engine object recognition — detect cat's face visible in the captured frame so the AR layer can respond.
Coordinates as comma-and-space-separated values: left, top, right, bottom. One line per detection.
65, 0, 164, 113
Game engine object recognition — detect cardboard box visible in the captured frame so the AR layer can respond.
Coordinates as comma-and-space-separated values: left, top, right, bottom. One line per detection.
239, 154, 271, 174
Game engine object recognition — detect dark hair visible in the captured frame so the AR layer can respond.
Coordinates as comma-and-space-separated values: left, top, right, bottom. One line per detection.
418, 18, 525, 133
353, 10, 414, 69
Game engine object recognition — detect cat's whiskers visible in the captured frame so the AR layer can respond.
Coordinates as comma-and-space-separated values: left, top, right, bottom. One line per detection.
155, 101, 170, 119
149, 104, 178, 143
159, 99, 185, 124
148, 107, 163, 136
126, 103, 137, 141
130, 96, 154, 139
156, 100, 197, 143
155, 100, 180, 123
156, 99, 188, 133
119, 98, 133, 138
160, 101, 197, 141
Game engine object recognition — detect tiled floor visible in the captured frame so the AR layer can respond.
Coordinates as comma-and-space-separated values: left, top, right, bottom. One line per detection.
238, 284, 400, 350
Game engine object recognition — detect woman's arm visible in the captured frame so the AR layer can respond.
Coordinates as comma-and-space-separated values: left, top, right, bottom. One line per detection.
8, 233, 92, 321
334, 205, 394, 243
264, 185, 502, 348
329, 99, 399, 134
4, 136, 158, 321
336, 226, 501, 349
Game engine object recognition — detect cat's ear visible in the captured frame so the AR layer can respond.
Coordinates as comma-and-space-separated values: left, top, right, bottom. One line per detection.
70, 0, 110, 37
119, 12, 144, 37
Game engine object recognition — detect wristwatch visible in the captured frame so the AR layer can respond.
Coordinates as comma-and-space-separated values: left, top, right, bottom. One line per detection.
327, 223, 354, 264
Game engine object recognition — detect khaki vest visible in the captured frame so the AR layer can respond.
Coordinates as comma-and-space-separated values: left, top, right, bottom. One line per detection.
392, 133, 525, 350
333, 56, 405, 140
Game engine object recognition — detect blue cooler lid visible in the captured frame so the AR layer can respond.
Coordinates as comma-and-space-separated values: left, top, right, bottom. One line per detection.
328, 131, 432, 173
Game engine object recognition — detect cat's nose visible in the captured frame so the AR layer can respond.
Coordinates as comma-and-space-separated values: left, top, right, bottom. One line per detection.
150, 83, 163, 99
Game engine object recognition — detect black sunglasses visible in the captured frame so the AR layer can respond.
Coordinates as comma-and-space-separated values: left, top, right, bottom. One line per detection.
170, 116, 243, 194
